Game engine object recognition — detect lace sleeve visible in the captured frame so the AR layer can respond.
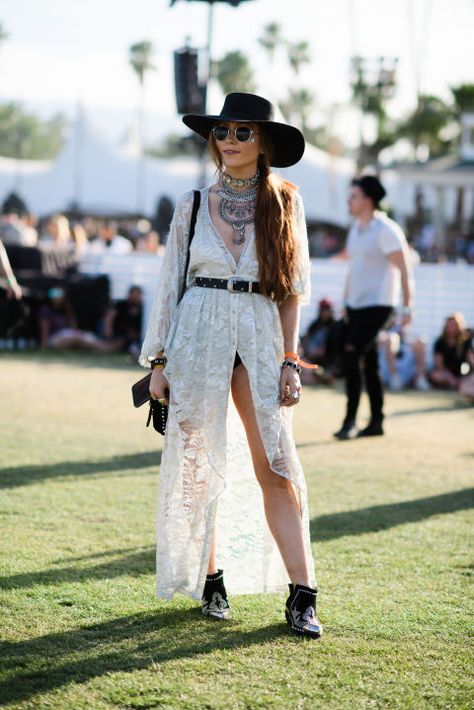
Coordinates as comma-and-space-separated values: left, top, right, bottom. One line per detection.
139, 190, 195, 367
291, 191, 311, 306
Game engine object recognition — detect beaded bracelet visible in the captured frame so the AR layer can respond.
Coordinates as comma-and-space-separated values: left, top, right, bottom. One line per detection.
282, 359, 302, 374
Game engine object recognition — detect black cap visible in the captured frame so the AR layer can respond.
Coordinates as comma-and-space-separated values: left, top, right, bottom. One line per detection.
352, 175, 386, 206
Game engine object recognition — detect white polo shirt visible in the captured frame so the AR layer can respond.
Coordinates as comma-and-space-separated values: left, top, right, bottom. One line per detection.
346, 211, 408, 308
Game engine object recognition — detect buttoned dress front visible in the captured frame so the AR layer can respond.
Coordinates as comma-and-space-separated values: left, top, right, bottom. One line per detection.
139, 186, 316, 599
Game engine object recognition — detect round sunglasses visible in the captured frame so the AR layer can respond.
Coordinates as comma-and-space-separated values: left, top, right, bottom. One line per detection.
211, 124, 258, 143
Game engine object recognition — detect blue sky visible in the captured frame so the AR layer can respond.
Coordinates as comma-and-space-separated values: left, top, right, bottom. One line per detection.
1, 0, 473, 147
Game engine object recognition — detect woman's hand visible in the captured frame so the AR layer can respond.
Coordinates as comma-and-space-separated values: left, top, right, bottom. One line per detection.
279, 366, 301, 407
6, 282, 22, 300
149, 368, 170, 404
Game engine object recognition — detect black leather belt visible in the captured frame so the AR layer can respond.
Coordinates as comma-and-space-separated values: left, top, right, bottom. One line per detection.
195, 276, 261, 294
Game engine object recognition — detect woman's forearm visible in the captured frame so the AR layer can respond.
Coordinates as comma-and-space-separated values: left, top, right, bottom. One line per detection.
278, 295, 300, 355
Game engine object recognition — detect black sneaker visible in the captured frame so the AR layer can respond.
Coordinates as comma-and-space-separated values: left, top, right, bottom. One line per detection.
285, 583, 323, 639
201, 569, 231, 621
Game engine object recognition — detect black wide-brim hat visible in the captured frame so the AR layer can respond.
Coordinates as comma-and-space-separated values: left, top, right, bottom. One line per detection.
182, 93, 305, 168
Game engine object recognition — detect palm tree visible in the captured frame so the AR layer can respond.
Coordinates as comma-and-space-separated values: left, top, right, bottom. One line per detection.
287, 41, 311, 76
450, 84, 474, 236
350, 56, 398, 170
214, 51, 256, 95
0, 22, 9, 47
128, 41, 156, 213
451, 84, 474, 112
129, 40, 156, 87
258, 22, 283, 61
279, 88, 314, 132
398, 94, 454, 159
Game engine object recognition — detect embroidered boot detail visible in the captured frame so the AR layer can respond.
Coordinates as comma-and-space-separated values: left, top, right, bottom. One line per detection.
202, 569, 231, 620
285, 583, 323, 639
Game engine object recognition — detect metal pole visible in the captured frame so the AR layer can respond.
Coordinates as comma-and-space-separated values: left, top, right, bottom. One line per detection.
198, 0, 214, 188
73, 100, 84, 211
206, 0, 214, 93
137, 82, 145, 214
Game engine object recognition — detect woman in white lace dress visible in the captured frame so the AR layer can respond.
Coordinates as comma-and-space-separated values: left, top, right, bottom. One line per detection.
139, 93, 322, 639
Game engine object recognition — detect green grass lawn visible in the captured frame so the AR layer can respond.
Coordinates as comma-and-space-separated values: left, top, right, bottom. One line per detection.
0, 352, 473, 709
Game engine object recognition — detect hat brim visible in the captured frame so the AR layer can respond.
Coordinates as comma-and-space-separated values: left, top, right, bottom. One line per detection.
182, 114, 305, 168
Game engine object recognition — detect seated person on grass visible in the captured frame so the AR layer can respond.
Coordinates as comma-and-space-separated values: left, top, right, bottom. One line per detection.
39, 287, 118, 353
378, 325, 429, 391
102, 285, 143, 357
299, 298, 340, 385
428, 313, 473, 392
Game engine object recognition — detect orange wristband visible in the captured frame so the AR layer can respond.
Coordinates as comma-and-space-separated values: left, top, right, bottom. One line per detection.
284, 351, 318, 370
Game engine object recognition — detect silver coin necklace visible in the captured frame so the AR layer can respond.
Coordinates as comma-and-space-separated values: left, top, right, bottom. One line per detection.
217, 171, 259, 245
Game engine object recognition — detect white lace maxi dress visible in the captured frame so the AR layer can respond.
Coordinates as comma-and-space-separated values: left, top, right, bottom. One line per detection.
139, 186, 317, 599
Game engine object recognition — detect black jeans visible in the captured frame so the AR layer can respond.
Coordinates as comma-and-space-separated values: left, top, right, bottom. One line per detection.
343, 305, 394, 425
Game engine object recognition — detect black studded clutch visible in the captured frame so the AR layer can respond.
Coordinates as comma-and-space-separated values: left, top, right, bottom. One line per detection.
131, 373, 168, 436
147, 397, 168, 436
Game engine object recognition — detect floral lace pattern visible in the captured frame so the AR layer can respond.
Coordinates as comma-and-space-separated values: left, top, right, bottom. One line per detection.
140, 187, 316, 599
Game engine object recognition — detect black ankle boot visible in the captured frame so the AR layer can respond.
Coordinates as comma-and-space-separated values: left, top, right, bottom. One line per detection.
201, 569, 231, 621
357, 420, 384, 437
285, 583, 323, 639
334, 419, 358, 440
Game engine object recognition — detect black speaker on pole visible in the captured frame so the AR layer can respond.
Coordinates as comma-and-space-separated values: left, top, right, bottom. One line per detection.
174, 47, 206, 114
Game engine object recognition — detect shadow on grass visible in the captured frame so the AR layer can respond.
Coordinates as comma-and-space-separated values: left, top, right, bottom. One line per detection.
0, 608, 290, 705
4, 488, 473, 592
0, 547, 156, 591
311, 487, 474, 542
387, 402, 470, 417
0, 451, 161, 489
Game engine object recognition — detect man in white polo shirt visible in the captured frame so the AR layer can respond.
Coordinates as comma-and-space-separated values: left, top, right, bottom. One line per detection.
334, 175, 414, 440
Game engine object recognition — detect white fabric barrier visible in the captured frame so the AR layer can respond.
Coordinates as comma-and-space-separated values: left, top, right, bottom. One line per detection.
79, 253, 474, 352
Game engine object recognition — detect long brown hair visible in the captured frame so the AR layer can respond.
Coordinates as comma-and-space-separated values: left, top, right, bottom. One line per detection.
209, 128, 299, 302
442, 313, 469, 354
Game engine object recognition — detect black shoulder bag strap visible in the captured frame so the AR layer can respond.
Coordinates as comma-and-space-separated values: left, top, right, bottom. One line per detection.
133, 189, 201, 427
178, 189, 201, 303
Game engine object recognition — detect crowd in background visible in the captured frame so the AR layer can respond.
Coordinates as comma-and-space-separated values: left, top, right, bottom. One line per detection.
2, 190, 474, 265
1, 189, 473, 403
37, 283, 144, 357
299, 299, 474, 402
0, 192, 166, 257
0, 272, 144, 359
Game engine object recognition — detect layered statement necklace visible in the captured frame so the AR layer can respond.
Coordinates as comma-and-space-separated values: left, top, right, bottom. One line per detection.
217, 170, 259, 245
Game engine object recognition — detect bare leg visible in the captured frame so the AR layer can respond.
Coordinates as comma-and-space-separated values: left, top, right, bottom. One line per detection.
50, 331, 120, 353
412, 339, 426, 377
207, 528, 218, 575
429, 367, 459, 390
384, 332, 399, 378
230, 364, 311, 587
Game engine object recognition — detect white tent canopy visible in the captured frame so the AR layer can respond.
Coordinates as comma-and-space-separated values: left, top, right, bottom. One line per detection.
0, 111, 355, 225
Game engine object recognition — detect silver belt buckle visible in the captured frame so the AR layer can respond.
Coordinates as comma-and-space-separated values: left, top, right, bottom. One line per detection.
227, 276, 240, 293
